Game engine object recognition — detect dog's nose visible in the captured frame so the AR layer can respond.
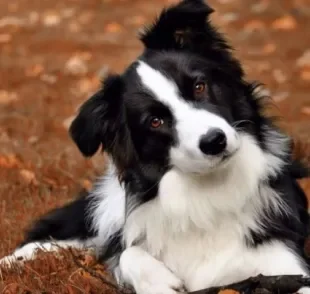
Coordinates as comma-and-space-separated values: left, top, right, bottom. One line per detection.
199, 128, 227, 156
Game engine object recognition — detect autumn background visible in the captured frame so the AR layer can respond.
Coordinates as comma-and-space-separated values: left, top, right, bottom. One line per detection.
0, 0, 310, 293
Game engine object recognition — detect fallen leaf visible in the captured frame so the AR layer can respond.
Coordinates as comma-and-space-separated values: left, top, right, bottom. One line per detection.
300, 69, 310, 81
251, 0, 269, 13
0, 91, 18, 104
220, 13, 239, 24
262, 43, 276, 54
28, 11, 39, 25
126, 15, 146, 26
42, 11, 61, 27
297, 50, 310, 67
25, 64, 44, 77
273, 69, 287, 84
81, 179, 92, 191
0, 34, 12, 43
273, 91, 289, 103
0, 154, 21, 168
40, 74, 57, 84
244, 20, 266, 32
81, 254, 96, 267
104, 22, 123, 33
65, 55, 88, 76
63, 115, 75, 130
219, 290, 239, 294
19, 169, 38, 186
68, 21, 81, 33
78, 12, 93, 25
301, 107, 310, 116
271, 15, 297, 30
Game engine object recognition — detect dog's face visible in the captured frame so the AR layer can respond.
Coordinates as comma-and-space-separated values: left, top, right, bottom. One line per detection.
123, 52, 242, 174
70, 0, 264, 176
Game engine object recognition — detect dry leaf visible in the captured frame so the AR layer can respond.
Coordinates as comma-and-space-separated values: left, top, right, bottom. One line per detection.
0, 91, 18, 104
219, 290, 239, 294
19, 169, 38, 186
262, 43, 276, 54
104, 22, 123, 33
25, 64, 44, 77
244, 20, 266, 32
127, 15, 146, 26
0, 34, 12, 43
42, 12, 61, 27
300, 69, 310, 81
0, 154, 21, 168
63, 115, 75, 130
273, 69, 287, 84
271, 15, 297, 30
297, 50, 310, 67
81, 179, 92, 192
65, 56, 88, 76
301, 107, 310, 116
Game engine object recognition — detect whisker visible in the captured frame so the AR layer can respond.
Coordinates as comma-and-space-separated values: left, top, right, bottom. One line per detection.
232, 120, 254, 128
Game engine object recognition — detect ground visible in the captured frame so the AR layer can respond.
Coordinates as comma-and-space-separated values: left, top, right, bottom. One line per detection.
0, 0, 310, 293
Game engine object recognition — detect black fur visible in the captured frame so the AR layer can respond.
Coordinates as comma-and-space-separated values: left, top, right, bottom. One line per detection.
21, 190, 95, 247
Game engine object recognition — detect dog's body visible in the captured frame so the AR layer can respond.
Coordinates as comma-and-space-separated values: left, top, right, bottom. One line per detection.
2, 1, 310, 293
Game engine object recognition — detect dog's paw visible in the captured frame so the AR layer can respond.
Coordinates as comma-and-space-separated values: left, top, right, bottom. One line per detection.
134, 269, 185, 294
298, 287, 310, 294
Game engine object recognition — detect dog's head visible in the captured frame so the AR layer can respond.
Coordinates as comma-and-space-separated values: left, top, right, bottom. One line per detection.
70, 0, 278, 176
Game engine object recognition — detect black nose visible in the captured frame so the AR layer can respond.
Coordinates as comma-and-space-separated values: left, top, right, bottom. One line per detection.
199, 128, 227, 156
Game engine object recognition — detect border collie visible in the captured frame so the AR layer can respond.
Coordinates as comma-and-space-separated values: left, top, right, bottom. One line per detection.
1, 0, 310, 293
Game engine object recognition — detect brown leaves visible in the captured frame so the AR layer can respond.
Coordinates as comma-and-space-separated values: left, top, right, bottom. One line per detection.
300, 69, 310, 81
271, 15, 297, 30
0, 91, 18, 105
104, 22, 123, 33
65, 55, 88, 76
0, 154, 21, 169
301, 107, 310, 116
19, 169, 38, 186
0, 34, 12, 43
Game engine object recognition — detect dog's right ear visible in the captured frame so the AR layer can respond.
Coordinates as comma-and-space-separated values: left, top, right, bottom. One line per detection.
69, 75, 123, 157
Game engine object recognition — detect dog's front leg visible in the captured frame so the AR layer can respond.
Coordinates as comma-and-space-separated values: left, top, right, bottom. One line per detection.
119, 246, 185, 294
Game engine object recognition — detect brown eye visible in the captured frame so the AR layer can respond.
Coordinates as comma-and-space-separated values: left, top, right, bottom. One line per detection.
194, 82, 206, 95
150, 117, 164, 129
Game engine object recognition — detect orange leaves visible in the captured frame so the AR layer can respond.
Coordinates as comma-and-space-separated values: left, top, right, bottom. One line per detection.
0, 154, 21, 169
271, 15, 298, 30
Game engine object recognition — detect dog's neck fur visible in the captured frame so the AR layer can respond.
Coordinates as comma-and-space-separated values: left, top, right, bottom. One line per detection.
123, 130, 288, 247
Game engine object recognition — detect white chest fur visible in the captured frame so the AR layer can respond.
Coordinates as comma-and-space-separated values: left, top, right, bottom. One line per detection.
124, 144, 289, 291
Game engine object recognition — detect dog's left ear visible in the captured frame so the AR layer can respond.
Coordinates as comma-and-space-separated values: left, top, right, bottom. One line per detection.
69, 75, 124, 157
140, 0, 242, 76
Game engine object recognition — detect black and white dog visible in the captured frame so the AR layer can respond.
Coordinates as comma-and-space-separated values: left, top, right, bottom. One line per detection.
2, 0, 310, 293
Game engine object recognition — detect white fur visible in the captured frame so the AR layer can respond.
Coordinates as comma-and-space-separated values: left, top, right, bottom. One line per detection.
122, 129, 303, 291
136, 61, 240, 173
88, 160, 125, 249
120, 246, 185, 294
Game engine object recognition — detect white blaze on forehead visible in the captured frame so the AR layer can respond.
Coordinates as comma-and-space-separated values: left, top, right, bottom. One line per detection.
136, 61, 183, 110
136, 61, 239, 173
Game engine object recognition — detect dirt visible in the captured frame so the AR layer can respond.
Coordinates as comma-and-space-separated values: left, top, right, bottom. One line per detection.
0, 0, 309, 293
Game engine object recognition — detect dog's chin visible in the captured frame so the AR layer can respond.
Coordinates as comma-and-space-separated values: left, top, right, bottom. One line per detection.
173, 149, 239, 176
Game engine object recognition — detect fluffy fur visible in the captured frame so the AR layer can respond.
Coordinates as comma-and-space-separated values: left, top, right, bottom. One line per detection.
1, 1, 310, 293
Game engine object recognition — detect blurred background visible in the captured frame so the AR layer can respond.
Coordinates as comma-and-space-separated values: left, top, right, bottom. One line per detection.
0, 0, 309, 292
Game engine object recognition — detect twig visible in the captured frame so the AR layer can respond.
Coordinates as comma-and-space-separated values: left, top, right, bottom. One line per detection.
67, 247, 132, 294
189, 274, 310, 294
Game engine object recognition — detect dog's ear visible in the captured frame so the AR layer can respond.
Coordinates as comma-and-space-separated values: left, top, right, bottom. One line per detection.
69, 75, 123, 157
140, 0, 242, 76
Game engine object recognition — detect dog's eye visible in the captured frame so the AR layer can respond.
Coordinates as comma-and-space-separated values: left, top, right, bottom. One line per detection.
194, 82, 207, 95
150, 117, 164, 129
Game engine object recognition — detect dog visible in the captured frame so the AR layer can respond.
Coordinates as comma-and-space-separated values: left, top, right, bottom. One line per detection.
1, 0, 310, 293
